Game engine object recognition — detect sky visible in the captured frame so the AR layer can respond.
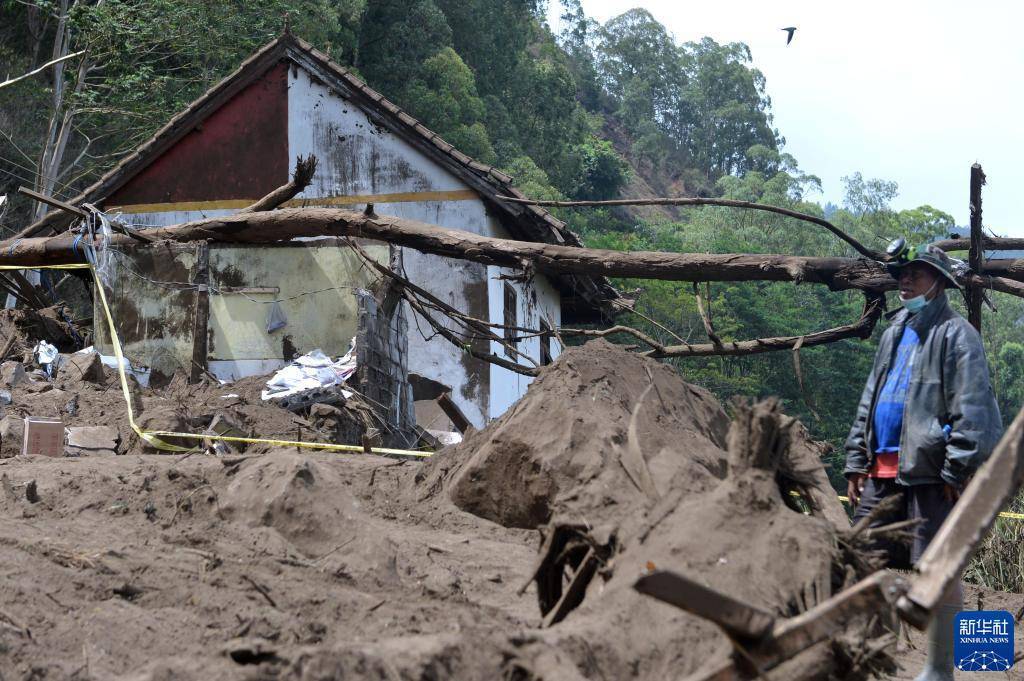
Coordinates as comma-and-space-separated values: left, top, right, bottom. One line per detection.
548, 0, 1024, 237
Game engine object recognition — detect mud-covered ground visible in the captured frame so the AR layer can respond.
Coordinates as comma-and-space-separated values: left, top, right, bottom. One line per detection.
2, 452, 1022, 681
1, 338, 1021, 680
0, 451, 538, 679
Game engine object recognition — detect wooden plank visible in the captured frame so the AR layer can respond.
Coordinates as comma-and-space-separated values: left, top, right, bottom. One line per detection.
634, 570, 776, 641
437, 392, 471, 434
188, 242, 210, 384
899, 405, 1024, 628
17, 186, 87, 219
675, 570, 904, 681
967, 164, 986, 332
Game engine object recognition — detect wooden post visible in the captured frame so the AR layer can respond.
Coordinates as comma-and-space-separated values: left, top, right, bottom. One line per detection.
188, 242, 210, 384
967, 164, 986, 332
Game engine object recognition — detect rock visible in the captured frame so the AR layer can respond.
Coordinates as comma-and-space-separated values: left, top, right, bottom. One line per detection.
65, 426, 120, 457
0, 416, 24, 458
309, 403, 344, 419
23, 380, 53, 394
0, 390, 11, 406
64, 351, 104, 383
0, 361, 25, 388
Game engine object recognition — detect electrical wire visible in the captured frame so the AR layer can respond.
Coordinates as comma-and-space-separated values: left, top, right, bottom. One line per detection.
0, 153, 82, 201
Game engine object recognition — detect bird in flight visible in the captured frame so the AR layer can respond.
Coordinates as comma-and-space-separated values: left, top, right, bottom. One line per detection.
781, 27, 797, 45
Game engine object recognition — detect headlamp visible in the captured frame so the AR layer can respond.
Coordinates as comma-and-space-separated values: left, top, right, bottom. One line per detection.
886, 237, 918, 263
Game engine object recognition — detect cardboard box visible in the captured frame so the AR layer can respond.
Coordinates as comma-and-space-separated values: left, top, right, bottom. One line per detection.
22, 417, 64, 457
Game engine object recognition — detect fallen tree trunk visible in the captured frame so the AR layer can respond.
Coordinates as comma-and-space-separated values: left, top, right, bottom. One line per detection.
0, 208, 895, 291
2, 207, 1022, 296
933, 236, 1024, 252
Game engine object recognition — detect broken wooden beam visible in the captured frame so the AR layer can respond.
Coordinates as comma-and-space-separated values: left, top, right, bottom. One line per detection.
638, 568, 907, 681
897, 404, 1024, 629
437, 392, 471, 434
17, 186, 87, 219
967, 164, 986, 332
634, 570, 776, 641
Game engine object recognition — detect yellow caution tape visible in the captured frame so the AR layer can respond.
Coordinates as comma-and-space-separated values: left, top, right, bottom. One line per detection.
11, 263, 431, 459
792, 491, 1024, 521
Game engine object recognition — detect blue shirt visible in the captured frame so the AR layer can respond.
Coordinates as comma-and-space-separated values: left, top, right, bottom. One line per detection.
872, 326, 920, 453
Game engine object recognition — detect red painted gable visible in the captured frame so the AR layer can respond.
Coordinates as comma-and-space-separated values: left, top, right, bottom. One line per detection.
106, 63, 289, 208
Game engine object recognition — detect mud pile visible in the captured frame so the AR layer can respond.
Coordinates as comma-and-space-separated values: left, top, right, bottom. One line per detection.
404, 340, 873, 679
0, 340, 894, 680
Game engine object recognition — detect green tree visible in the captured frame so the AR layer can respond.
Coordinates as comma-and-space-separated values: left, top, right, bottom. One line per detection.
356, 0, 452, 95
402, 48, 495, 163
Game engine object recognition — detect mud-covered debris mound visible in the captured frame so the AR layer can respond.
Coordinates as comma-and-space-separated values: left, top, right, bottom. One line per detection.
535, 401, 841, 680
417, 339, 731, 529
0, 305, 81, 356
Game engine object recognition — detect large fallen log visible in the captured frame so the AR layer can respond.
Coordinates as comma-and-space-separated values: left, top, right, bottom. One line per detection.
3, 207, 1023, 297
0, 208, 908, 292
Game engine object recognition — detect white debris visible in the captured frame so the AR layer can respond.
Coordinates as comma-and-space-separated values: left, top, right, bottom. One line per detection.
32, 340, 61, 378
261, 339, 357, 403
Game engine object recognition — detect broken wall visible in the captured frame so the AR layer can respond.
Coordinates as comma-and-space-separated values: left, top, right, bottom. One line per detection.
93, 240, 388, 382
355, 288, 415, 443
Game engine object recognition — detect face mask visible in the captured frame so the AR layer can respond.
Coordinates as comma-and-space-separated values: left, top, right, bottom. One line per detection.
899, 281, 938, 314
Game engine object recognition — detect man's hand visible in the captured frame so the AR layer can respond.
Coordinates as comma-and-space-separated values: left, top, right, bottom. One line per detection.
847, 473, 867, 507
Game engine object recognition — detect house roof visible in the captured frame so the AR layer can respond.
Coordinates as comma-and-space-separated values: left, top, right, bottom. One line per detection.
27, 34, 623, 321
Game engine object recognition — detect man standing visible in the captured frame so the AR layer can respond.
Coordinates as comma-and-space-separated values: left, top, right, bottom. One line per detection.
845, 242, 1002, 681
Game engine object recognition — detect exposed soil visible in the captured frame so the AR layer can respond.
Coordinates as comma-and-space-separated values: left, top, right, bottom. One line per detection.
0, 340, 1016, 680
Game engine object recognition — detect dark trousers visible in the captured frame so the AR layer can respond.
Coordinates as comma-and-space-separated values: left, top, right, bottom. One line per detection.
850, 477, 955, 569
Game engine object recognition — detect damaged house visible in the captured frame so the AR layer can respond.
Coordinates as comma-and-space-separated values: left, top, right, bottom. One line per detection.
20, 34, 620, 433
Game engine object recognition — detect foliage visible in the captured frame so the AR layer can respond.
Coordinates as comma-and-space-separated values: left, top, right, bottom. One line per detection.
965, 494, 1024, 592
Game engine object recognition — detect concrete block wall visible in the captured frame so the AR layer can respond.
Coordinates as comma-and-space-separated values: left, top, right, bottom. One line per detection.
355, 289, 416, 445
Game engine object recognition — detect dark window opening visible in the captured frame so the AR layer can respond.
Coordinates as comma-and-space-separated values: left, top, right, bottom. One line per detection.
539, 319, 552, 365
503, 282, 517, 358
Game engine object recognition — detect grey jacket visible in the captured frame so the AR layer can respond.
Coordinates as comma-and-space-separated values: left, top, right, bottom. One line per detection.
844, 292, 1002, 486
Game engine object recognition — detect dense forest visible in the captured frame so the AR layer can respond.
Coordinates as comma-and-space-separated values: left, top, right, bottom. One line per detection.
2, 0, 1022, 485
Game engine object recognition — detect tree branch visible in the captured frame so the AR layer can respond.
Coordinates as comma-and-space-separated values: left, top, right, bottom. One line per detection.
401, 289, 538, 377
238, 154, 318, 213
0, 51, 84, 90
344, 237, 537, 367
641, 293, 885, 358
496, 194, 884, 260
693, 282, 722, 347
4, 208, 1024, 301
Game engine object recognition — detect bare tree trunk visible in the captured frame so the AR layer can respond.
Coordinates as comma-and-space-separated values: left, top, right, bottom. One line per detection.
2, 207, 1024, 297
